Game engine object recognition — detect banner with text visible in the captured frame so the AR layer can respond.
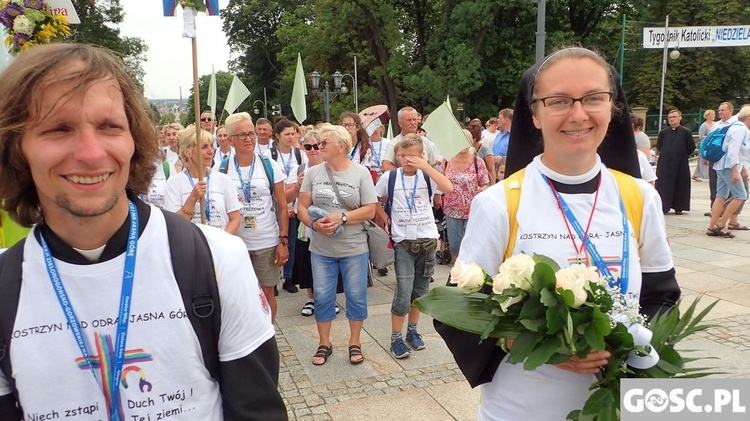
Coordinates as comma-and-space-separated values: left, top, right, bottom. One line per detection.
643, 25, 750, 49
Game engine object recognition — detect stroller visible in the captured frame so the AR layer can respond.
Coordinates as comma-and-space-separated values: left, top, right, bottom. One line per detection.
434, 207, 451, 265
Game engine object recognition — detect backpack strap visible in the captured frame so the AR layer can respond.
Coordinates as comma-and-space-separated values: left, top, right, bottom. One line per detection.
503, 169, 525, 260
294, 147, 302, 165
609, 169, 643, 245
503, 168, 643, 260
163, 161, 170, 180
0, 238, 26, 410
259, 155, 275, 196
474, 156, 480, 187
270, 147, 278, 162
384, 169, 397, 219
423, 170, 433, 206
163, 210, 222, 383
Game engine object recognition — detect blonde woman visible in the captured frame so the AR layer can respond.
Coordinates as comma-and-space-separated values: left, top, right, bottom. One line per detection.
164, 126, 241, 233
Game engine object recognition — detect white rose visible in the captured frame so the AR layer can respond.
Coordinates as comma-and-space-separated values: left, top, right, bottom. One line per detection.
13, 16, 34, 35
491, 271, 513, 294
555, 264, 597, 308
497, 254, 535, 291
450, 261, 486, 293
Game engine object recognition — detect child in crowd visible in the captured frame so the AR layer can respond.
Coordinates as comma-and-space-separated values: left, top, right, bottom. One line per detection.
374, 134, 453, 359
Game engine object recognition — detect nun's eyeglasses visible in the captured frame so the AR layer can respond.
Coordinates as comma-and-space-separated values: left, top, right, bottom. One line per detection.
533, 92, 613, 115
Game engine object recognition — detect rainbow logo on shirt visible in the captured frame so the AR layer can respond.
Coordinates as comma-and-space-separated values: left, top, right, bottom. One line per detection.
75, 333, 153, 419
566, 254, 622, 273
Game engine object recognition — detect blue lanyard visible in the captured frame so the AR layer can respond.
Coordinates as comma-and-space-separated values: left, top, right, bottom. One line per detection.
541, 173, 629, 292
349, 142, 360, 161
235, 155, 256, 202
400, 169, 419, 214
278, 149, 292, 175
185, 169, 211, 222
373, 141, 383, 167
41, 200, 139, 420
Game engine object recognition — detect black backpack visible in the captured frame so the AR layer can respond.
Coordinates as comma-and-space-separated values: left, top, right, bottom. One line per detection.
0, 210, 222, 412
270, 147, 302, 168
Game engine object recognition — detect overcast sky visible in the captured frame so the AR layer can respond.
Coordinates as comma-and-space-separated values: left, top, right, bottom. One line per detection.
119, 1, 232, 99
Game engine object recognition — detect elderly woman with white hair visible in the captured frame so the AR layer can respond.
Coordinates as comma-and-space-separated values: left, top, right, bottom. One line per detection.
298, 125, 378, 366
163, 125, 242, 234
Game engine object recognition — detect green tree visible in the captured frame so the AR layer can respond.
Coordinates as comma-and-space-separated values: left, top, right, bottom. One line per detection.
68, 1, 148, 91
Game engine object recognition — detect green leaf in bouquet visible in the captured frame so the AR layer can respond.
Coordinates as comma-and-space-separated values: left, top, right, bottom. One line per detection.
591, 306, 612, 336
533, 253, 561, 272
672, 298, 718, 344
654, 345, 684, 373
413, 287, 493, 336
507, 330, 540, 364
581, 387, 617, 420
546, 306, 565, 334
523, 336, 562, 370
584, 323, 606, 352
520, 318, 547, 332
519, 295, 546, 319
540, 288, 560, 308
481, 316, 500, 340
557, 288, 576, 308
532, 261, 558, 291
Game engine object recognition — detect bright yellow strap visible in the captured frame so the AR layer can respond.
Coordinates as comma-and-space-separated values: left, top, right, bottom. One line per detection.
503, 169, 525, 260
503, 168, 642, 260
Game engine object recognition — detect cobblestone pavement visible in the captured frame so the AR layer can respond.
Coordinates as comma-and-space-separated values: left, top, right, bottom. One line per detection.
274, 172, 750, 420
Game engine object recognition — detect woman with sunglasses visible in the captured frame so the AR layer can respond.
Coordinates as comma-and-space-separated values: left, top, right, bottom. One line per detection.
298, 125, 378, 366
437, 47, 680, 420
290, 131, 342, 317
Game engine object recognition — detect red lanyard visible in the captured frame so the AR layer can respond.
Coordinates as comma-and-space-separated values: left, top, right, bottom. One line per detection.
546, 176, 601, 264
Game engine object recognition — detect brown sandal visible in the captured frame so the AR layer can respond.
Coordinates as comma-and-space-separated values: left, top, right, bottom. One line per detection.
349, 344, 364, 365
312, 344, 332, 366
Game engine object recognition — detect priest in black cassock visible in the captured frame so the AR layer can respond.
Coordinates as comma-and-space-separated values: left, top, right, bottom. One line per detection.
656, 110, 696, 214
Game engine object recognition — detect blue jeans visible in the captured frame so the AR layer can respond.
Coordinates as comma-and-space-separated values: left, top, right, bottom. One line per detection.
311, 252, 369, 322
392, 241, 436, 316
445, 217, 468, 256
283, 216, 299, 280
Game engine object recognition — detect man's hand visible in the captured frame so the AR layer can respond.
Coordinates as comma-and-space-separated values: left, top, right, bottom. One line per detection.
274, 242, 289, 267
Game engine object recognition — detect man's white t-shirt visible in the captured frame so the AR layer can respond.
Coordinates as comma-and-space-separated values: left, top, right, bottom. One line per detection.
224, 155, 286, 251
375, 169, 438, 242
163, 170, 242, 231
0, 209, 274, 418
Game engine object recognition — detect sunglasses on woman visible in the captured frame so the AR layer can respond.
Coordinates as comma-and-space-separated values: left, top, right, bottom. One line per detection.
303, 143, 320, 151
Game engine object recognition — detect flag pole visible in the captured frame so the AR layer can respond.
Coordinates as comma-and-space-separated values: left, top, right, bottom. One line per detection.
190, 12, 206, 224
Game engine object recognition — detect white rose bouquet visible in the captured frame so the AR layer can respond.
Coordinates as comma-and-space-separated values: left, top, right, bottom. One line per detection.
414, 253, 717, 421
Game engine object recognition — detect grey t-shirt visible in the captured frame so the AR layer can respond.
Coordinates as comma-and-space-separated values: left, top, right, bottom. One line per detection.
301, 163, 378, 257
634, 131, 651, 149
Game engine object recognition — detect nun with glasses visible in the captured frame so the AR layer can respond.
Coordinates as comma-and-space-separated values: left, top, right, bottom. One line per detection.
436, 47, 680, 421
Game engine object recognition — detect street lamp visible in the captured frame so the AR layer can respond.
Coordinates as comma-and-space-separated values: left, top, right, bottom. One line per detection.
253, 100, 267, 118
657, 15, 680, 131
339, 73, 358, 114
310, 70, 346, 122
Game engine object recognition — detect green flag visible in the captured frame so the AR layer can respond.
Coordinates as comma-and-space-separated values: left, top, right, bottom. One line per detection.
422, 101, 470, 161
207, 65, 217, 120
224, 75, 251, 115
291, 53, 307, 124
386, 119, 394, 140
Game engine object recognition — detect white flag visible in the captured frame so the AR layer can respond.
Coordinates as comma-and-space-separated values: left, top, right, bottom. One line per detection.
224, 75, 251, 115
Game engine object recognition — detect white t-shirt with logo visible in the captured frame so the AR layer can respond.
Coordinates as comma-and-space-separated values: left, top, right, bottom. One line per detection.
143, 161, 175, 209
0, 209, 274, 418
163, 170, 242, 231
164, 148, 180, 167
375, 169, 438, 242
224, 155, 286, 251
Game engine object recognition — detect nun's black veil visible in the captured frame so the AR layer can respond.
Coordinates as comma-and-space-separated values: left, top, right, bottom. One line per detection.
505, 56, 641, 178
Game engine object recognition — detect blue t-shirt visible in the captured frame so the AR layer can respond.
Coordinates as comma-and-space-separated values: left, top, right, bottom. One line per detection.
493, 130, 511, 157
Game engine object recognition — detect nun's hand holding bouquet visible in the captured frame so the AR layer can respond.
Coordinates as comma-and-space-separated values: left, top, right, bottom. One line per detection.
415, 254, 717, 421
